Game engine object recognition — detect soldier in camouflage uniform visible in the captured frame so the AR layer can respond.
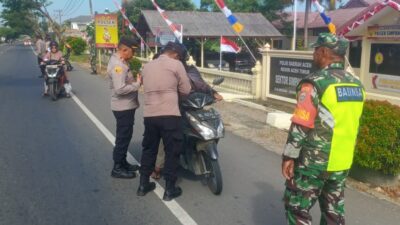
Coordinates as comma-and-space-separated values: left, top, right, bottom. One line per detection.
282, 33, 365, 225
89, 38, 97, 74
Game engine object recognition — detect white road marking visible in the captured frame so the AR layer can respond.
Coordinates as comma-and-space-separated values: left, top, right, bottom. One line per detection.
70, 93, 198, 225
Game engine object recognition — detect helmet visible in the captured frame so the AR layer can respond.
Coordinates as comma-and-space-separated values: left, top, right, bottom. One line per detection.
49, 41, 59, 48
163, 42, 188, 63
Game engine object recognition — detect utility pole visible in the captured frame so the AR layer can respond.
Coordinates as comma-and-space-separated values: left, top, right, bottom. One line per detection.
54, 9, 63, 24
89, 0, 94, 18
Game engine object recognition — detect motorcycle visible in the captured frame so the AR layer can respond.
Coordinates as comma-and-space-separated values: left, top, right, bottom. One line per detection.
44, 60, 67, 101
180, 77, 225, 195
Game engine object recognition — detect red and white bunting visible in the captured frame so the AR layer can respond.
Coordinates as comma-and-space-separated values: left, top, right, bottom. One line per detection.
151, 0, 182, 42
339, 0, 400, 36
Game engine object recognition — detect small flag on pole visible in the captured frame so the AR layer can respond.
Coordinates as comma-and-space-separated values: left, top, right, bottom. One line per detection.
214, 0, 244, 33
221, 36, 241, 53
312, 0, 336, 34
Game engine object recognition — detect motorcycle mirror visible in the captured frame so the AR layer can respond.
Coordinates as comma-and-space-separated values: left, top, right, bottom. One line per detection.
212, 77, 224, 86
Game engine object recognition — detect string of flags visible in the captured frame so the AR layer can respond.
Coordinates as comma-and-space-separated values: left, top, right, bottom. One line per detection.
112, 0, 151, 51
151, 0, 183, 43
339, 0, 400, 36
214, 0, 244, 33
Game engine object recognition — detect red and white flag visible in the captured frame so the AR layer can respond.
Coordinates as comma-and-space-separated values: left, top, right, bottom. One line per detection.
220, 36, 241, 53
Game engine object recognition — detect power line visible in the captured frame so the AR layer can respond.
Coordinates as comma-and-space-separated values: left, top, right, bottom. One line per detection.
63, 0, 86, 18
62, 0, 74, 13
63, 0, 81, 17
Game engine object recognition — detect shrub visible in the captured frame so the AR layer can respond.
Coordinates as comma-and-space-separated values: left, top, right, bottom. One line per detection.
66, 37, 87, 55
128, 57, 142, 77
354, 100, 400, 175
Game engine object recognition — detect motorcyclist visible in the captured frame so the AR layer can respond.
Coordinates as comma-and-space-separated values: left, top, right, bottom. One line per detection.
176, 44, 223, 101
42, 41, 72, 98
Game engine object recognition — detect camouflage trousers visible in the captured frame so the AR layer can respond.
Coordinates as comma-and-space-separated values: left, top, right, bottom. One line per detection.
283, 163, 349, 225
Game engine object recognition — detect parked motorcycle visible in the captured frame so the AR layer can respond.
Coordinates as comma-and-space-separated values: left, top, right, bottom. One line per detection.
44, 60, 67, 101
180, 77, 225, 195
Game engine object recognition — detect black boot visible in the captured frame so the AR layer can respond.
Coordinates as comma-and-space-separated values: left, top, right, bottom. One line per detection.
137, 176, 156, 196
163, 180, 182, 201
111, 163, 136, 179
122, 160, 140, 172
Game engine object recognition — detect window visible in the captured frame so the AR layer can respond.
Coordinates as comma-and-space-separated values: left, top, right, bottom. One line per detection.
349, 40, 362, 68
369, 43, 400, 76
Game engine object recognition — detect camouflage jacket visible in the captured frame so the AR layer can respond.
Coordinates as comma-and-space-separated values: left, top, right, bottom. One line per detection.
283, 62, 364, 171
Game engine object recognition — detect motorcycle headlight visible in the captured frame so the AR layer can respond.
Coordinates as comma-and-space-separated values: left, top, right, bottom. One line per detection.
196, 123, 215, 140
186, 113, 216, 140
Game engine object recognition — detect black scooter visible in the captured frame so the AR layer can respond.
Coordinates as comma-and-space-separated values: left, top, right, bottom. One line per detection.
180, 77, 225, 195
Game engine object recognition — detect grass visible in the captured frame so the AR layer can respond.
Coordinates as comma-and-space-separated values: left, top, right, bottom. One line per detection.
70, 54, 89, 64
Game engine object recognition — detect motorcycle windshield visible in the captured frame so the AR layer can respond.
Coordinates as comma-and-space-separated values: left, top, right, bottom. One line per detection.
181, 92, 214, 109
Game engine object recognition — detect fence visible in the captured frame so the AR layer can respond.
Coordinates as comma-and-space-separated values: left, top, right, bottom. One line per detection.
136, 57, 261, 96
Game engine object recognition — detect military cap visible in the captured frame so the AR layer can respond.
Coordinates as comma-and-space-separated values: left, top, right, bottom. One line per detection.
311, 33, 349, 56
119, 36, 138, 50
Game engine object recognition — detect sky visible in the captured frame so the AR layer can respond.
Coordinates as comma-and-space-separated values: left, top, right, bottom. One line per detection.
0, 0, 350, 24
0, 0, 201, 22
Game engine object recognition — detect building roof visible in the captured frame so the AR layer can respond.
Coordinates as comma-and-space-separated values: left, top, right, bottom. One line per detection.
274, 7, 367, 29
338, 0, 400, 36
138, 10, 283, 38
342, 0, 378, 9
66, 15, 92, 23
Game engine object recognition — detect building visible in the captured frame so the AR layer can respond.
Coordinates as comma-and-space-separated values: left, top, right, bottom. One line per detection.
338, 0, 400, 103
273, 0, 377, 49
67, 15, 92, 31
137, 10, 283, 68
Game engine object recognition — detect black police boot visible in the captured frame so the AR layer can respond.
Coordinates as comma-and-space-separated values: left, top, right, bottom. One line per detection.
111, 163, 136, 179
122, 160, 140, 172
137, 176, 156, 196
163, 180, 182, 201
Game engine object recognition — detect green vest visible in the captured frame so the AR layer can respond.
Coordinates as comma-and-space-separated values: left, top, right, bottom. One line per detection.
301, 63, 365, 171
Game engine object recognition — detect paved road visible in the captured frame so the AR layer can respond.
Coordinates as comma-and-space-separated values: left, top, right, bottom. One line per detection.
1, 44, 399, 225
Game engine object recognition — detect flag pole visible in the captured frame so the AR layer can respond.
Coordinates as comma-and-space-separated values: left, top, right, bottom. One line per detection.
235, 32, 257, 63
292, 0, 297, 51
220, 36, 222, 71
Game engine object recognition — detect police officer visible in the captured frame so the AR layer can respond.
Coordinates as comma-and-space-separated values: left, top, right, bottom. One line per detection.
282, 33, 365, 225
137, 42, 191, 201
108, 36, 141, 179
35, 35, 46, 78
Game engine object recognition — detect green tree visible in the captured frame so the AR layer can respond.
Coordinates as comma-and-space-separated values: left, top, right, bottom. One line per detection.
200, 0, 292, 21
0, 0, 65, 41
123, 0, 195, 24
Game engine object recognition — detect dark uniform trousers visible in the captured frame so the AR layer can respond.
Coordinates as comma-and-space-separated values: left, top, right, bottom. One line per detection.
112, 109, 136, 164
140, 116, 183, 182
38, 56, 46, 76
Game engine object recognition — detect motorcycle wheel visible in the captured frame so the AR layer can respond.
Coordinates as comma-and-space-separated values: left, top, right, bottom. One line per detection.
48, 83, 58, 101
202, 152, 223, 195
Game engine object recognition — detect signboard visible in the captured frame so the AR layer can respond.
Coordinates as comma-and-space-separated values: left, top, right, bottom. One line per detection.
372, 73, 400, 93
269, 57, 316, 99
95, 14, 118, 48
367, 25, 400, 40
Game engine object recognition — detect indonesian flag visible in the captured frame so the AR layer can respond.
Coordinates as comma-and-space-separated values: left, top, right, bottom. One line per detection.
221, 36, 241, 53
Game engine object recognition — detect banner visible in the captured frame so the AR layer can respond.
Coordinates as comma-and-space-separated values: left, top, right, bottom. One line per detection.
367, 25, 400, 40
95, 14, 118, 48
372, 74, 400, 93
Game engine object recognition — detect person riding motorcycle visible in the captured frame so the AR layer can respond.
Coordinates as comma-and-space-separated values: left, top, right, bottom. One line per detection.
176, 44, 223, 101
42, 41, 72, 97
